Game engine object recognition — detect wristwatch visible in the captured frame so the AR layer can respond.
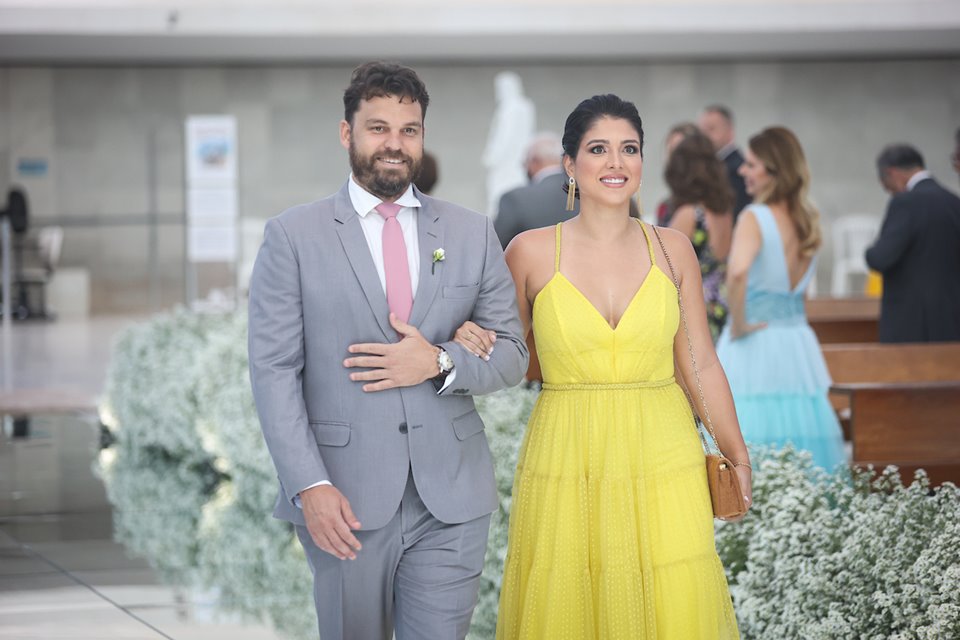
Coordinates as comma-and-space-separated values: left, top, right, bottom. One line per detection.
436, 347, 455, 377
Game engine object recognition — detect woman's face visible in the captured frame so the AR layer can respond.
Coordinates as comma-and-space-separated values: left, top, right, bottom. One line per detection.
739, 147, 773, 196
564, 116, 643, 209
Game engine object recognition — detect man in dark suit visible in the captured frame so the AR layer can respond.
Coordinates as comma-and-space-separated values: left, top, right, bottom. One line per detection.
494, 132, 578, 249
952, 127, 960, 185
699, 105, 751, 219
866, 144, 960, 343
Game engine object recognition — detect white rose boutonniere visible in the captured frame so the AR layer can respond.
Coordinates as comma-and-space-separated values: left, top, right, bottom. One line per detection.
432, 248, 445, 275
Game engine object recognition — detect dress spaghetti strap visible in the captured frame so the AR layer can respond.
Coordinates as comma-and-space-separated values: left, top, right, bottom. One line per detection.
638, 219, 656, 266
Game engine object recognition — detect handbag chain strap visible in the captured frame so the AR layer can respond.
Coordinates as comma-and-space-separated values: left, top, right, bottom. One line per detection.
650, 225, 722, 455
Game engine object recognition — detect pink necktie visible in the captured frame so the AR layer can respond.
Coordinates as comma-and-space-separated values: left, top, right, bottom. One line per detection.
374, 202, 413, 323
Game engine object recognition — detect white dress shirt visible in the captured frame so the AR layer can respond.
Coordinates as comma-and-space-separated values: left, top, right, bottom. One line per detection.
348, 175, 422, 294
906, 170, 932, 191
297, 176, 455, 503
716, 141, 738, 162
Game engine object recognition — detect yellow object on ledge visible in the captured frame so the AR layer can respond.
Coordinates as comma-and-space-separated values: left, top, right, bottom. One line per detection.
865, 270, 883, 297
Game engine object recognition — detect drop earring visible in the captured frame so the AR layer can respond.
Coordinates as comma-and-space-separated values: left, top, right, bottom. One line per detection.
565, 176, 577, 211
635, 179, 644, 219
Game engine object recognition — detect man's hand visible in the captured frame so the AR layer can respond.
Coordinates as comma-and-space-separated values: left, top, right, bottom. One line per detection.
344, 313, 440, 392
300, 484, 362, 560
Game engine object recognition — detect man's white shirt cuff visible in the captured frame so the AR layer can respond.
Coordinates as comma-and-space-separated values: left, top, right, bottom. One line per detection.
437, 368, 457, 394
294, 480, 331, 508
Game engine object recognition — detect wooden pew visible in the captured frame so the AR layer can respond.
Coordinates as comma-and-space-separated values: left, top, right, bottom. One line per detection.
806, 297, 880, 344
823, 342, 960, 386
823, 342, 960, 486
830, 381, 960, 486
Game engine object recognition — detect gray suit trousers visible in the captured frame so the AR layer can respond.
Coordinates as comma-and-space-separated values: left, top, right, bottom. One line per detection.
296, 471, 491, 640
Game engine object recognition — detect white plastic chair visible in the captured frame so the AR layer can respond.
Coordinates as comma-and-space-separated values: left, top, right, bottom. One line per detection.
830, 215, 879, 297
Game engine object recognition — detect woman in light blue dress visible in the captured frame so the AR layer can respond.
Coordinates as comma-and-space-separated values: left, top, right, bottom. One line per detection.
716, 126, 845, 470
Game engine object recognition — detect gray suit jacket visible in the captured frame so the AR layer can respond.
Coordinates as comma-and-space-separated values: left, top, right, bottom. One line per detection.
248, 183, 528, 530
494, 171, 577, 249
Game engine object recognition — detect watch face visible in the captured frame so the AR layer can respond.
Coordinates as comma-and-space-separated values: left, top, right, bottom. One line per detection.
439, 349, 454, 372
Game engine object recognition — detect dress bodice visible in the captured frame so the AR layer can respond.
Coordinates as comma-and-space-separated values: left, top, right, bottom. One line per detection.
531, 221, 679, 385
744, 204, 816, 326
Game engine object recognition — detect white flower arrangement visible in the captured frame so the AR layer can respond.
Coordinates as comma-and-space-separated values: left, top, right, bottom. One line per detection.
715, 446, 960, 640
468, 385, 538, 639
98, 311, 960, 640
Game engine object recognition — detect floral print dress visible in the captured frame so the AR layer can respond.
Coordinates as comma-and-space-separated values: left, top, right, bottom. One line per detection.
691, 207, 728, 342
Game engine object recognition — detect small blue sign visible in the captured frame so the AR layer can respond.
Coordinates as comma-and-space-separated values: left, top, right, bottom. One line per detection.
17, 158, 48, 177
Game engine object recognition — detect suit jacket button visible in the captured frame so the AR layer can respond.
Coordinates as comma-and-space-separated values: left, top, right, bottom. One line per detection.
399, 422, 408, 434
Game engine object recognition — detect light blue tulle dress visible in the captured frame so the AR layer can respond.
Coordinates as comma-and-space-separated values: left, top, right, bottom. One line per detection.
716, 204, 846, 470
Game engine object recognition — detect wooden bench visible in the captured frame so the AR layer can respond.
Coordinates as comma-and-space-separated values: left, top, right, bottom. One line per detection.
823, 343, 960, 486
806, 297, 880, 344
830, 381, 960, 486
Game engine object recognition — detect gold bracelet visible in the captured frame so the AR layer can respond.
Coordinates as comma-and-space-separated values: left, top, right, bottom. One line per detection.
733, 461, 752, 470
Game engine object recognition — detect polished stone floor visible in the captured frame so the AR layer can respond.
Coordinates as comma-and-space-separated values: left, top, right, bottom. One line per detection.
0, 317, 290, 639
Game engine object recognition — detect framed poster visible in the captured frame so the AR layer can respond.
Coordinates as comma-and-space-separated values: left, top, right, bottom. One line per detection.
185, 116, 237, 187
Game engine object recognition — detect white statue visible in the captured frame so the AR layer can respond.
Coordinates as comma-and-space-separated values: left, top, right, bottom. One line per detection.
483, 72, 535, 217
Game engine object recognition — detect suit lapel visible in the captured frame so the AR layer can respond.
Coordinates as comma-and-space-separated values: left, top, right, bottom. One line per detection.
333, 187, 393, 340
408, 199, 443, 328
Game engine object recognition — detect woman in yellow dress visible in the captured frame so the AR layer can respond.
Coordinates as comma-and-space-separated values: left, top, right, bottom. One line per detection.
457, 94, 750, 638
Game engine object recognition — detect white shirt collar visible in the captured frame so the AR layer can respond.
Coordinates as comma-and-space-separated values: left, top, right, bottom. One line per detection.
716, 141, 738, 161
348, 175, 422, 218
906, 170, 932, 191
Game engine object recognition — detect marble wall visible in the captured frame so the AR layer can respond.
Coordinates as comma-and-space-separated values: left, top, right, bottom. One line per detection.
2, 58, 958, 312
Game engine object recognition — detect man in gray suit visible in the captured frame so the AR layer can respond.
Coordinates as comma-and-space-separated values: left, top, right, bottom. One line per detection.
494, 132, 577, 248
248, 62, 528, 640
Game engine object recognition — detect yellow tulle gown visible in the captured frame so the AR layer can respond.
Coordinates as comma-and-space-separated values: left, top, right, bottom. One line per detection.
496, 222, 739, 639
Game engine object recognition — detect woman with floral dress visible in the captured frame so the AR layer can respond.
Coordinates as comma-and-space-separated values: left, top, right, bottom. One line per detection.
666, 130, 735, 341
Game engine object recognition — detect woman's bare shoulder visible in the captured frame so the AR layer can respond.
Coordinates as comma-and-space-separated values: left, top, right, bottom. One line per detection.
648, 224, 699, 274
505, 225, 557, 261
650, 224, 695, 253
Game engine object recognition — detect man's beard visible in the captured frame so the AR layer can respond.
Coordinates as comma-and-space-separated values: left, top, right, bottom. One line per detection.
349, 141, 422, 200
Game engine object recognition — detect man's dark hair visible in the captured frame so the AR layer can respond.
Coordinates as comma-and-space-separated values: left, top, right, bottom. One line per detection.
704, 104, 734, 125
414, 151, 439, 194
343, 62, 430, 125
876, 144, 925, 172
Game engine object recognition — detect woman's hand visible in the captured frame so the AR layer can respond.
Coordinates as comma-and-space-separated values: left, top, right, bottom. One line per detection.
730, 320, 767, 340
453, 321, 497, 360
722, 464, 754, 523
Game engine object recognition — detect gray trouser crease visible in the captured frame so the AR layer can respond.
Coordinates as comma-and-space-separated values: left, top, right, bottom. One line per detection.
296, 470, 491, 640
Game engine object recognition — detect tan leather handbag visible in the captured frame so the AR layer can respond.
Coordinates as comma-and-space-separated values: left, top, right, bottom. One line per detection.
652, 226, 748, 521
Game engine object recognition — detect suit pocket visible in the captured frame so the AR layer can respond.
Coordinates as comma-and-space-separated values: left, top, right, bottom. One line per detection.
452, 410, 485, 441
308, 420, 351, 446
442, 284, 480, 300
